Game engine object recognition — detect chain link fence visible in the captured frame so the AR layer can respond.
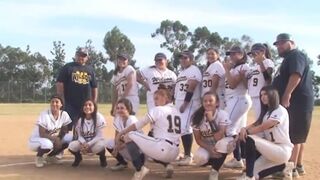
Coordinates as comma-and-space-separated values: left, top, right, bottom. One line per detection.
0, 81, 146, 103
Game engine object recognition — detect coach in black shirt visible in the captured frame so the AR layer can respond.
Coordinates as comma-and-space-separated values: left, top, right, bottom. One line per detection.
272, 33, 313, 177
56, 47, 98, 130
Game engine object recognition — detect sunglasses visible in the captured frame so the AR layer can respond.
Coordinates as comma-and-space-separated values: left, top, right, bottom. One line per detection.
155, 58, 164, 62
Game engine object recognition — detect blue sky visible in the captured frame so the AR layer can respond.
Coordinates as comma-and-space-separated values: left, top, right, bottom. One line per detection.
0, 0, 319, 72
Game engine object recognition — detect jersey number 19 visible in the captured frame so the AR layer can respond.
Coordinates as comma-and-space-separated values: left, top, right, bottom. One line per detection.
167, 115, 181, 134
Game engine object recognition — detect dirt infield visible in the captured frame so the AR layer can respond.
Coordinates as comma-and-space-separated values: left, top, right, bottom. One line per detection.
0, 104, 319, 179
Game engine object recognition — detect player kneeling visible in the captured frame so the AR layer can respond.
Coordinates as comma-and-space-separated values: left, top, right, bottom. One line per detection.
28, 95, 72, 168
116, 87, 182, 180
192, 91, 235, 180
68, 100, 107, 167
105, 98, 142, 171
237, 86, 294, 180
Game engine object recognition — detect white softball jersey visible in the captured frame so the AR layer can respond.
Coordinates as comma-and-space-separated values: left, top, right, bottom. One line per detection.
29, 109, 72, 151
75, 112, 106, 144
174, 65, 202, 101
246, 105, 293, 179
201, 61, 226, 100
224, 63, 250, 99
111, 65, 139, 97
224, 63, 252, 135
105, 115, 141, 161
111, 65, 140, 113
128, 103, 182, 163
192, 109, 231, 145
247, 59, 274, 98
262, 105, 292, 147
192, 109, 231, 166
139, 67, 177, 109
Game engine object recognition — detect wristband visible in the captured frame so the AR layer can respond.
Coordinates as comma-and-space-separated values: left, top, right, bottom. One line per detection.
184, 91, 194, 102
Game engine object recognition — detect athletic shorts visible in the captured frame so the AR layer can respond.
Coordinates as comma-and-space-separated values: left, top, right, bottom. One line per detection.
287, 108, 312, 144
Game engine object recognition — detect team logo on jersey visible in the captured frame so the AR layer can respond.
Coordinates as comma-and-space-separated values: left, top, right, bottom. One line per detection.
151, 77, 174, 85
203, 72, 210, 77
72, 71, 91, 85
176, 76, 187, 83
247, 69, 260, 79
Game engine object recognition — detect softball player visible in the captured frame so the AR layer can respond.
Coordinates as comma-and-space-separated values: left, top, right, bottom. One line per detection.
202, 48, 226, 109
223, 46, 252, 168
28, 95, 72, 168
247, 43, 274, 120
237, 86, 294, 180
68, 99, 107, 167
111, 53, 139, 115
175, 50, 202, 166
116, 88, 182, 180
105, 98, 141, 171
192, 91, 234, 180
137, 52, 177, 110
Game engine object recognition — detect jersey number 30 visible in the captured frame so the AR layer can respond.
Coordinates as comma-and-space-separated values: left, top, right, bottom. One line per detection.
167, 115, 181, 134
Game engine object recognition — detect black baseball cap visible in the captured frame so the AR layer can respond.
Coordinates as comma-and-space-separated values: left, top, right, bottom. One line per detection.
178, 50, 194, 60
76, 47, 88, 56
154, 52, 167, 60
226, 45, 245, 56
273, 33, 294, 45
247, 43, 266, 55
117, 53, 129, 60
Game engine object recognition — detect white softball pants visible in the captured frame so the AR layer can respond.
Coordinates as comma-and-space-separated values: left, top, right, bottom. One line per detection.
105, 139, 132, 161
29, 133, 73, 151
128, 131, 179, 163
249, 135, 293, 179
175, 99, 201, 135
68, 139, 106, 154
225, 95, 252, 136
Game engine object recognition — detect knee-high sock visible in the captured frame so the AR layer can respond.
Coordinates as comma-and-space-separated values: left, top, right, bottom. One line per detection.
106, 148, 127, 165
126, 142, 144, 171
181, 134, 193, 156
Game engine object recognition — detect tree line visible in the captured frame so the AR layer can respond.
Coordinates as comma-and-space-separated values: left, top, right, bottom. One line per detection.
0, 19, 319, 103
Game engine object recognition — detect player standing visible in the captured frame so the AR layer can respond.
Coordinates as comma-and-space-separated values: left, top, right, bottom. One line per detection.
115, 88, 182, 180
105, 98, 141, 171
68, 99, 107, 167
192, 91, 234, 180
237, 86, 294, 180
247, 43, 274, 120
223, 46, 252, 168
202, 48, 226, 109
28, 95, 72, 167
56, 47, 98, 130
111, 53, 139, 115
137, 52, 177, 110
174, 50, 202, 166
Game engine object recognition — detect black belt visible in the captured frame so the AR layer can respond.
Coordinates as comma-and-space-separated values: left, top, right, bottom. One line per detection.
165, 139, 179, 147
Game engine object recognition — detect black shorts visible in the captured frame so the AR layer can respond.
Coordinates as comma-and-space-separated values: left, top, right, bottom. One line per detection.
287, 108, 312, 144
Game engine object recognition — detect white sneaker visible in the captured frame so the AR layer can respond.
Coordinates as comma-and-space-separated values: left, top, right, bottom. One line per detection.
236, 173, 255, 180
177, 156, 193, 166
56, 151, 64, 159
283, 162, 294, 180
165, 164, 174, 178
35, 156, 45, 168
110, 163, 128, 171
208, 169, 219, 180
46, 156, 63, 164
224, 158, 244, 168
132, 166, 150, 180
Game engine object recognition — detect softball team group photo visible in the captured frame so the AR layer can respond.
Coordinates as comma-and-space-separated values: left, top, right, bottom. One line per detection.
28, 33, 314, 180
